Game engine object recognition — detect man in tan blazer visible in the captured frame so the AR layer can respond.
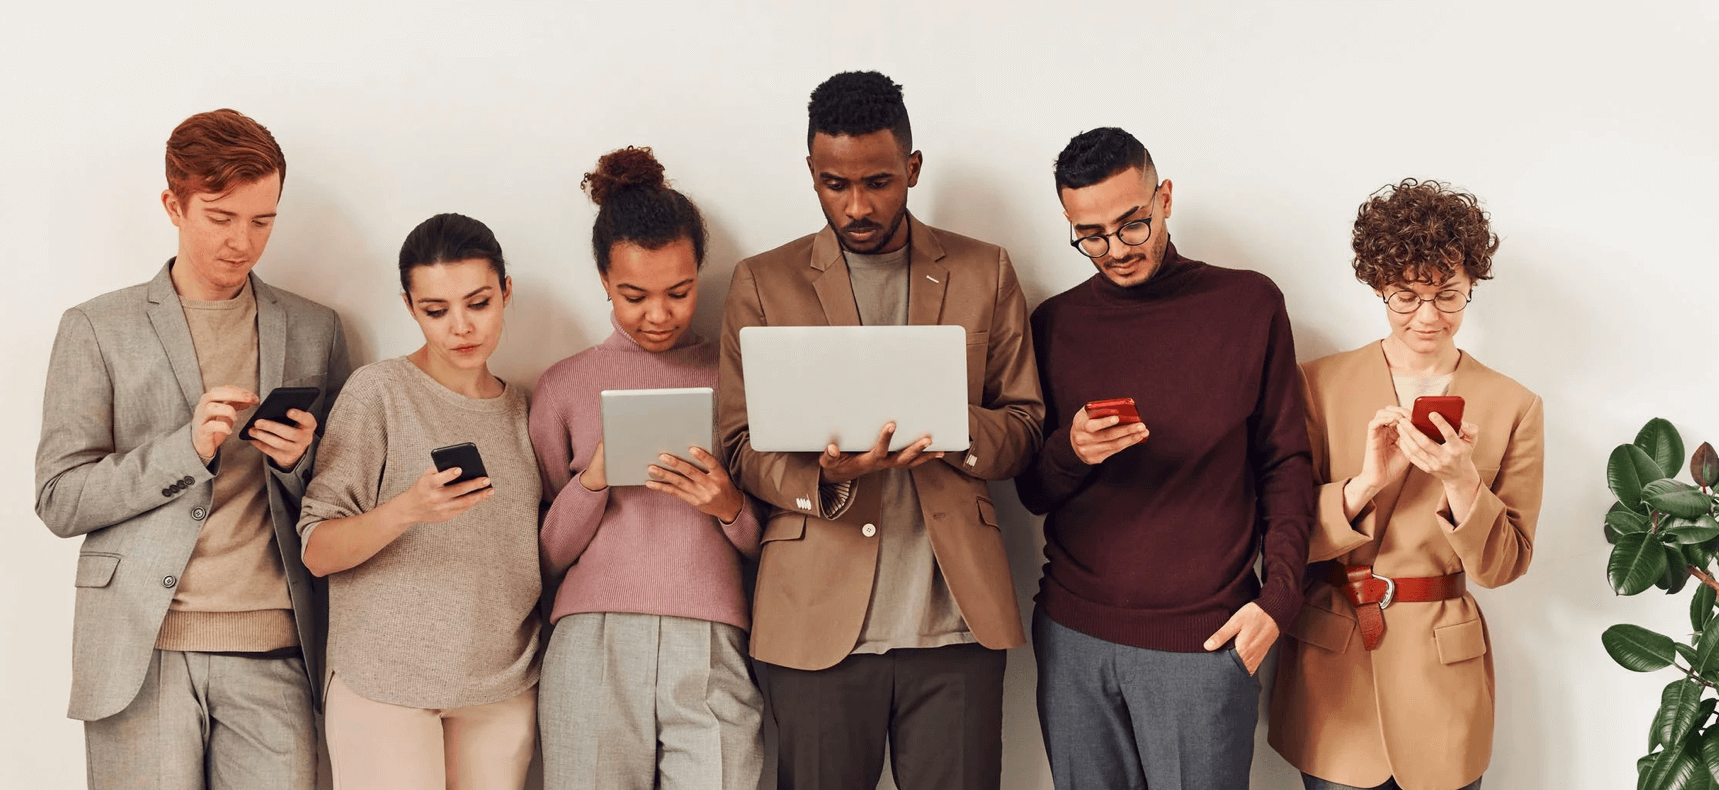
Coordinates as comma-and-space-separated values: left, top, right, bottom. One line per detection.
34, 109, 349, 790
718, 71, 1043, 790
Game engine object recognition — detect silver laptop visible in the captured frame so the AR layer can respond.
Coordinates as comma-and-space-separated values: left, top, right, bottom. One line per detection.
600, 387, 715, 487
739, 325, 969, 453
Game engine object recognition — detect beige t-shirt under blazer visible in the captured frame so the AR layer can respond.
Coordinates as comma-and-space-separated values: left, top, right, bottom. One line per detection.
299, 356, 541, 709
157, 279, 298, 652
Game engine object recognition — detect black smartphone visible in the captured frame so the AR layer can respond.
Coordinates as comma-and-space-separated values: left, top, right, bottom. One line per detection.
239, 386, 321, 441
431, 442, 491, 491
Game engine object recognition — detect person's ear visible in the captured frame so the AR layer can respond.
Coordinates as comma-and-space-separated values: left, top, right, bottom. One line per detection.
599, 273, 613, 303
501, 276, 513, 307
1157, 179, 1174, 220
162, 189, 185, 227
401, 291, 414, 315
906, 150, 923, 188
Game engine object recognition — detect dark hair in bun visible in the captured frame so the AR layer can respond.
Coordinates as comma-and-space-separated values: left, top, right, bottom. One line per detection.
582, 146, 707, 276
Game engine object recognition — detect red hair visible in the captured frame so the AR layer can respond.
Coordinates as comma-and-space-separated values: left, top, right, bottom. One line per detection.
165, 109, 286, 204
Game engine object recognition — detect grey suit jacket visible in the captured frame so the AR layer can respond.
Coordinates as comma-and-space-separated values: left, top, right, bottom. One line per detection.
35, 261, 351, 721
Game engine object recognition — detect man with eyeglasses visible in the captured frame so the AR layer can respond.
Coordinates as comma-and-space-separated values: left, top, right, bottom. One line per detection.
1015, 126, 1314, 789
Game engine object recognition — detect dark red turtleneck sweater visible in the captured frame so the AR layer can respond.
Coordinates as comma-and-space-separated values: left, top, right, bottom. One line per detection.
1016, 241, 1314, 652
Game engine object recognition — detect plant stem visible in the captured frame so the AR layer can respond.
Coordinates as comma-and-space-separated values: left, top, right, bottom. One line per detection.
1691, 565, 1719, 594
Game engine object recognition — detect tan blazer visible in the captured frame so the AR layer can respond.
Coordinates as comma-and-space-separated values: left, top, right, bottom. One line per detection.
718, 215, 1044, 670
1268, 342, 1543, 790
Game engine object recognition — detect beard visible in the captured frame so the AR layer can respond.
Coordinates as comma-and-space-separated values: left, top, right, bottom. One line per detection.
827, 205, 910, 255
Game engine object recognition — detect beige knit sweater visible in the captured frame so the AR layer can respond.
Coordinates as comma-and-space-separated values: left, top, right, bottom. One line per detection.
298, 356, 541, 709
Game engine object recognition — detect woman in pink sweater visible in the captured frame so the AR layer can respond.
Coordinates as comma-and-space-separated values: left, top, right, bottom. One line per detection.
528, 147, 763, 790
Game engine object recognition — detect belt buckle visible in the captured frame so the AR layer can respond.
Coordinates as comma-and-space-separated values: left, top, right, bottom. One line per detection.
1372, 572, 1396, 610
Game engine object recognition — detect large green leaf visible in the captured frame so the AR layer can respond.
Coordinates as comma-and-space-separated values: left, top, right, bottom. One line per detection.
1648, 480, 1719, 519
1673, 516, 1719, 546
1644, 739, 1703, 790
1612, 508, 1655, 536
1695, 442, 1719, 490
1616, 532, 1674, 595
1696, 584, 1718, 633
1616, 444, 1671, 513
1656, 679, 1706, 750
1640, 419, 1689, 486
1697, 618, 1719, 676
1681, 643, 1700, 667
1668, 545, 1695, 595
1701, 726, 1719, 785
1607, 625, 1680, 672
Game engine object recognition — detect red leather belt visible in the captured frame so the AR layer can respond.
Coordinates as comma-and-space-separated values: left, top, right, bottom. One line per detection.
1320, 563, 1467, 650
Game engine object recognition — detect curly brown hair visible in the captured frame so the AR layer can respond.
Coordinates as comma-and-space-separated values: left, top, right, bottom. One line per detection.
1351, 178, 1497, 290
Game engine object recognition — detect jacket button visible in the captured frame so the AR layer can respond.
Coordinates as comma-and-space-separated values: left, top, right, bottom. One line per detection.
191, 507, 207, 521
161, 488, 171, 497
182, 476, 194, 485
163, 576, 178, 588
861, 523, 877, 538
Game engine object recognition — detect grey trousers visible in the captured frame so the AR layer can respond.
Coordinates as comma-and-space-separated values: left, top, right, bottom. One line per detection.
1302, 774, 1482, 790
538, 612, 764, 790
1034, 609, 1258, 790
84, 649, 316, 790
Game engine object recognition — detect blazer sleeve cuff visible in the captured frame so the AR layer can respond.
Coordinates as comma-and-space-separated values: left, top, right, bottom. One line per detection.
1308, 478, 1375, 563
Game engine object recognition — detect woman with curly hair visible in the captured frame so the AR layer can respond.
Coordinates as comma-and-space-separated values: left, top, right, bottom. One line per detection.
1267, 179, 1545, 790
528, 146, 763, 790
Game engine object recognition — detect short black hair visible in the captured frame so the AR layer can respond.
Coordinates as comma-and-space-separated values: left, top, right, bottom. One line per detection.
807, 71, 912, 154
398, 213, 506, 294
1054, 127, 1154, 191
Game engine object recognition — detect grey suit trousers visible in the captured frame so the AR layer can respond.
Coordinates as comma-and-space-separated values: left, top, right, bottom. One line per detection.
538, 612, 764, 790
84, 649, 316, 790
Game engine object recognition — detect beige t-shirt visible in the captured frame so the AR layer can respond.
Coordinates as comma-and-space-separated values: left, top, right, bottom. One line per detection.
157, 279, 298, 652
299, 356, 541, 709
844, 246, 976, 654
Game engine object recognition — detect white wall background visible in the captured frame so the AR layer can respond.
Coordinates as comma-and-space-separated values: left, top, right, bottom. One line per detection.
4, 1, 1717, 787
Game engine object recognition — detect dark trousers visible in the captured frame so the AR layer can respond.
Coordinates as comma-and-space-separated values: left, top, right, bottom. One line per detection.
1302, 775, 1482, 790
1034, 609, 1259, 790
762, 642, 1006, 790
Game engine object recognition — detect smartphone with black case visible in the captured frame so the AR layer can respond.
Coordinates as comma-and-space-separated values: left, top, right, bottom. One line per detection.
239, 386, 321, 441
431, 442, 491, 491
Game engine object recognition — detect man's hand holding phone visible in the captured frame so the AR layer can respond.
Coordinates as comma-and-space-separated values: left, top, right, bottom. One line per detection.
818, 422, 942, 485
192, 386, 261, 463
1071, 399, 1149, 465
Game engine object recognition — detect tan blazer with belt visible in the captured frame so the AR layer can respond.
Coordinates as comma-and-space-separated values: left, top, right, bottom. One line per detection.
718, 215, 1044, 671
1268, 342, 1543, 790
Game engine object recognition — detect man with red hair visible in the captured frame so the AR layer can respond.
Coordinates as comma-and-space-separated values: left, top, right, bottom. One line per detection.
35, 108, 349, 789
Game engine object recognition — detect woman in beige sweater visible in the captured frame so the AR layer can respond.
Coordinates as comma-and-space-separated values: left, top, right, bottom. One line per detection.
298, 213, 542, 790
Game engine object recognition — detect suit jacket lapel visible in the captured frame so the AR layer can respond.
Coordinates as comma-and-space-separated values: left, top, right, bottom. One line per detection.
144, 261, 206, 410
809, 226, 863, 326
905, 215, 949, 327
254, 275, 285, 394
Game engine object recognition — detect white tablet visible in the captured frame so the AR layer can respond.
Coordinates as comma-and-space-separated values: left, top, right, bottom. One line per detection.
739, 325, 969, 453
599, 387, 715, 487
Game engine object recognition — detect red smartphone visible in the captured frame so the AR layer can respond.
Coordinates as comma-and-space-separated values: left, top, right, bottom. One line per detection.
1410, 396, 1465, 444
1085, 397, 1142, 425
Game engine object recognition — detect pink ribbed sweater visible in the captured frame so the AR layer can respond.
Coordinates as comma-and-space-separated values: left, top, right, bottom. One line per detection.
529, 315, 762, 631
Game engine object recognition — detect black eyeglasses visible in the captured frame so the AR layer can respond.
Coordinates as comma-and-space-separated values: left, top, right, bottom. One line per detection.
1383, 288, 1473, 314
1069, 185, 1159, 259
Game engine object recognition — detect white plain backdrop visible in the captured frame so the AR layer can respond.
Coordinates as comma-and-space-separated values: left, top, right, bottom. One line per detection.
4, 2, 1718, 788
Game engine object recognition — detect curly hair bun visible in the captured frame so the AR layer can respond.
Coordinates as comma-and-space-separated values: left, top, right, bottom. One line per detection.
582, 146, 666, 206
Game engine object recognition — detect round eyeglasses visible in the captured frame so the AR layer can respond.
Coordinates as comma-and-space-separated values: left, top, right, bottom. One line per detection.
1069, 185, 1159, 259
1384, 289, 1472, 314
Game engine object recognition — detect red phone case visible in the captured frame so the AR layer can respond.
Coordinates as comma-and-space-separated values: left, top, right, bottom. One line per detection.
1085, 397, 1141, 425
1410, 396, 1465, 444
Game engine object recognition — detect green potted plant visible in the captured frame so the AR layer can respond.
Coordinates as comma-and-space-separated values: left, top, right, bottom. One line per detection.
1602, 418, 1719, 789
